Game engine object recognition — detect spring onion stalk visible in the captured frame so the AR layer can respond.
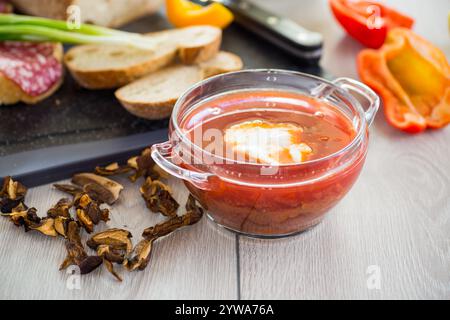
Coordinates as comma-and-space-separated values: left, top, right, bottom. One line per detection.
0, 14, 158, 50
0, 14, 136, 37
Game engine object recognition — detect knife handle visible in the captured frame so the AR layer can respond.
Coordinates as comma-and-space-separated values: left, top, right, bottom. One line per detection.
222, 0, 323, 62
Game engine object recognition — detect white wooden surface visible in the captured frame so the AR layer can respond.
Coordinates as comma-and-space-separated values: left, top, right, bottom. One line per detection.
1, 0, 449, 300
238, 0, 450, 300
0, 177, 238, 299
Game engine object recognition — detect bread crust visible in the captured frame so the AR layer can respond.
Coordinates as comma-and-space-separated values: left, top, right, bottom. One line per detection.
10, 0, 72, 20
0, 43, 64, 105
0, 75, 63, 105
119, 100, 176, 120
64, 26, 222, 89
115, 51, 243, 120
178, 32, 222, 64
73, 0, 162, 28
10, 0, 162, 28
65, 46, 177, 89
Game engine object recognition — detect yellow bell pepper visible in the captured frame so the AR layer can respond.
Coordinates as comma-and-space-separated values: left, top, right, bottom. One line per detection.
166, 0, 233, 29
358, 28, 450, 133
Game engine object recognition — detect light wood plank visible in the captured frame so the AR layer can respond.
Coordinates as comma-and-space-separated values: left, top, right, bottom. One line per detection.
239, 0, 450, 300
0, 176, 237, 299
239, 129, 450, 299
1, 0, 448, 300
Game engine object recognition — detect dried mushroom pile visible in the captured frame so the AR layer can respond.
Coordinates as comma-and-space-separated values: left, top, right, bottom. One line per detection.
0, 148, 204, 282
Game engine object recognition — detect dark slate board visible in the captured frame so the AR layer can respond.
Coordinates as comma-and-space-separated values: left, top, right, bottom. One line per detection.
0, 12, 326, 157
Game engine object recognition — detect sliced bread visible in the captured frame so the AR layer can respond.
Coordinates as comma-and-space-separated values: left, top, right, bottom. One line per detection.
0, 42, 63, 105
64, 26, 222, 89
0, 74, 63, 105
10, 0, 163, 28
115, 51, 243, 120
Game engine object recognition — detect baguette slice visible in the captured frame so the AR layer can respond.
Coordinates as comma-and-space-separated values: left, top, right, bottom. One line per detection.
10, 0, 163, 28
115, 51, 243, 120
0, 43, 63, 105
0, 75, 63, 105
64, 26, 222, 89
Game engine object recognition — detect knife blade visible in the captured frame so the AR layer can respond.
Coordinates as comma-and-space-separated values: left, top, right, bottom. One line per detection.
0, 129, 168, 188
197, 0, 323, 63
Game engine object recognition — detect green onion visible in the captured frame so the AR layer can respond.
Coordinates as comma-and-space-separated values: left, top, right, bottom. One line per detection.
0, 14, 159, 50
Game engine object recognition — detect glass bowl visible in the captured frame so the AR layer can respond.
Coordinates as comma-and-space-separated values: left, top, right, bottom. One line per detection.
151, 69, 379, 238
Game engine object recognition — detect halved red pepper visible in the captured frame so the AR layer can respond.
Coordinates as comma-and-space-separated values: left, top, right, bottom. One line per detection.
329, 0, 414, 48
358, 28, 450, 134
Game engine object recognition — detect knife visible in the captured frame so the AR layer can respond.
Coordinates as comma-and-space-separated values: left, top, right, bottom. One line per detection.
0, 1, 324, 187
196, 0, 324, 63
0, 129, 168, 188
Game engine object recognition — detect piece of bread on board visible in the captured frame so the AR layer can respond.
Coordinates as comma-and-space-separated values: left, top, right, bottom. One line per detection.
0, 43, 63, 105
115, 51, 243, 120
64, 26, 222, 89
10, 0, 163, 28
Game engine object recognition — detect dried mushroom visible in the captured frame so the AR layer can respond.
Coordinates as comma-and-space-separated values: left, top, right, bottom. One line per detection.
74, 193, 110, 224
1, 209, 27, 225
66, 220, 81, 242
128, 148, 160, 181
60, 241, 86, 271
94, 148, 167, 182
124, 238, 155, 272
97, 245, 124, 282
77, 256, 103, 275
95, 162, 132, 176
87, 228, 133, 254
29, 218, 58, 237
140, 178, 179, 217
53, 184, 83, 197
103, 258, 122, 282
185, 194, 204, 218
55, 182, 111, 206
72, 173, 123, 205
82, 183, 112, 205
1, 147, 206, 284
96, 243, 128, 282
97, 244, 125, 264
60, 221, 103, 274
76, 208, 94, 233
1, 205, 40, 229
142, 215, 196, 239
142, 195, 204, 240
54, 216, 72, 238
0, 177, 27, 213
47, 198, 71, 218
73, 193, 109, 233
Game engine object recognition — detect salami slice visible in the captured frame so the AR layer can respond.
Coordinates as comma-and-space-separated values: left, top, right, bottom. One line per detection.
0, 0, 13, 13
0, 41, 63, 97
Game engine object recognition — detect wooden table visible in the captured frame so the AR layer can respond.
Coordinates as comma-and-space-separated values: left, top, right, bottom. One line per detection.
1, 0, 449, 300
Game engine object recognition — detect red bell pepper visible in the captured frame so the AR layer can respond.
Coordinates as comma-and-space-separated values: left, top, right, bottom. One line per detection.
358, 28, 450, 134
329, 0, 414, 48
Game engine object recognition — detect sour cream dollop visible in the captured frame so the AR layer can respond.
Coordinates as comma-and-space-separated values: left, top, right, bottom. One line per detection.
224, 119, 312, 165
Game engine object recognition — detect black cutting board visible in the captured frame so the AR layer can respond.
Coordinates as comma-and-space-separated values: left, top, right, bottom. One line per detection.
0, 12, 326, 157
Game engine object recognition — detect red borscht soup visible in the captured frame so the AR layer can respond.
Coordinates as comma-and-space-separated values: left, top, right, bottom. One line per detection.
175, 90, 366, 236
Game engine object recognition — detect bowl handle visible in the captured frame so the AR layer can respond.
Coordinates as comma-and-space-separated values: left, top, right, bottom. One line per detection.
333, 78, 380, 126
151, 142, 213, 190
